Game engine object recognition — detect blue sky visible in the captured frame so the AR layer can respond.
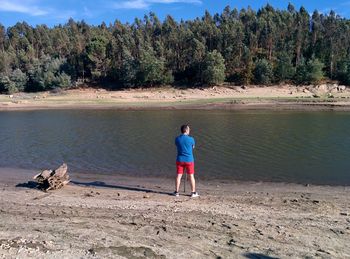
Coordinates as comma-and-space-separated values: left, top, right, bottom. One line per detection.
0, 0, 349, 27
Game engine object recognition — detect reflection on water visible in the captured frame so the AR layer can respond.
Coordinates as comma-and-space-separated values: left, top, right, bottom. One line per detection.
0, 110, 350, 185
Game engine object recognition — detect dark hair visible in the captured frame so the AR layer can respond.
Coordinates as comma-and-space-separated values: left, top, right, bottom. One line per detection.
181, 125, 189, 133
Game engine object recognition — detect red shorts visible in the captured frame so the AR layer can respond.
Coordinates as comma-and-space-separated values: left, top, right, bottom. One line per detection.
176, 161, 195, 175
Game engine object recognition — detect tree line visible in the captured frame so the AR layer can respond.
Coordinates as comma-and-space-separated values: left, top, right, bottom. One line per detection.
1, 4, 350, 93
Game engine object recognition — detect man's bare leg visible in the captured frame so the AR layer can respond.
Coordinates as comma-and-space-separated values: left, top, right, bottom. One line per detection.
175, 174, 183, 192
189, 174, 196, 193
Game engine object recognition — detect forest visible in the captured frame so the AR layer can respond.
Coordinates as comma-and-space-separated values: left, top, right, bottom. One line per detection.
0, 3, 350, 93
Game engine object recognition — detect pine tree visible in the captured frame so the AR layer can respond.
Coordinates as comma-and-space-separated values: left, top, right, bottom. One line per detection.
254, 59, 273, 84
202, 50, 226, 85
274, 52, 295, 83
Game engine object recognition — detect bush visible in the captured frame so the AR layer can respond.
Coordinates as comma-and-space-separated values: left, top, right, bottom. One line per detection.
337, 60, 350, 85
0, 74, 16, 93
254, 59, 273, 84
55, 72, 71, 88
10, 69, 28, 92
137, 48, 173, 86
295, 57, 324, 84
202, 50, 226, 85
0, 69, 28, 93
274, 53, 295, 82
27, 57, 72, 91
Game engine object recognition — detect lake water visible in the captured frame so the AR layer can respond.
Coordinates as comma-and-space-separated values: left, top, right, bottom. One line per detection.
0, 110, 350, 185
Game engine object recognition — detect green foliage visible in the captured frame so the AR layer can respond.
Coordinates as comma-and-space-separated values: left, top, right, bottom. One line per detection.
137, 48, 173, 86
27, 56, 71, 91
118, 50, 138, 87
56, 72, 72, 88
0, 69, 27, 93
86, 36, 109, 79
337, 60, 350, 85
202, 50, 226, 85
274, 53, 295, 83
0, 5, 349, 91
0, 74, 14, 93
10, 69, 28, 92
295, 62, 308, 85
254, 59, 273, 84
307, 58, 324, 83
295, 58, 324, 84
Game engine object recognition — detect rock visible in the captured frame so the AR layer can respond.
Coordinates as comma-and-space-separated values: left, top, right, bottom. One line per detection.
337, 85, 346, 92
241, 85, 247, 90
328, 84, 338, 90
340, 212, 348, 216
227, 239, 236, 246
222, 224, 231, 229
317, 84, 328, 92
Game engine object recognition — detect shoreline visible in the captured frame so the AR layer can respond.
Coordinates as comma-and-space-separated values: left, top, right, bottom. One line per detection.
0, 167, 350, 258
1, 85, 350, 111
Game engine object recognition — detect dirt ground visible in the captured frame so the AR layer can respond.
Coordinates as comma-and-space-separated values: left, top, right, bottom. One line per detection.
1, 84, 350, 111
0, 169, 349, 259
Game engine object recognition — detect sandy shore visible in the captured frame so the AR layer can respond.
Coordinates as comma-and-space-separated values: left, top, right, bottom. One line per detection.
1, 85, 350, 111
0, 168, 349, 258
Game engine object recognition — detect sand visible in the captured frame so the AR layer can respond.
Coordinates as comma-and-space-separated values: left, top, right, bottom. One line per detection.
0, 169, 349, 258
1, 85, 350, 111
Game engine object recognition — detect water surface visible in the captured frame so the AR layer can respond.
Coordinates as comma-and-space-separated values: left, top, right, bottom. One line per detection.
0, 110, 350, 185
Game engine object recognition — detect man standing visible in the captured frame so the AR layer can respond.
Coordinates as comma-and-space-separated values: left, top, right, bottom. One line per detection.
174, 125, 199, 197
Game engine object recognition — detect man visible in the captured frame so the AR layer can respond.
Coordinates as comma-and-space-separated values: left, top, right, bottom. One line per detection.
174, 125, 199, 198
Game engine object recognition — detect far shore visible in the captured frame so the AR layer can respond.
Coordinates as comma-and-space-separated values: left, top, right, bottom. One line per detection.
1, 84, 350, 111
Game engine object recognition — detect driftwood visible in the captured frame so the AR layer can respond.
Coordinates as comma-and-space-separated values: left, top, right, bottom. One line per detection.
33, 163, 70, 191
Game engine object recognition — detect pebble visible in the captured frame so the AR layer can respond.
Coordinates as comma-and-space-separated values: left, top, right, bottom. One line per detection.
227, 239, 236, 246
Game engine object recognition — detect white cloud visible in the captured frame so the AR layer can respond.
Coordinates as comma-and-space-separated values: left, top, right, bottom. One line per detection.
0, 0, 48, 16
113, 0, 202, 10
114, 0, 149, 9
148, 0, 201, 3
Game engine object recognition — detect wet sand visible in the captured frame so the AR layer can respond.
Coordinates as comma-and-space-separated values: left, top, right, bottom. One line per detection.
0, 169, 349, 258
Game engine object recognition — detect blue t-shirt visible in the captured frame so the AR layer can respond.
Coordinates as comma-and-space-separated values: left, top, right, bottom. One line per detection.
175, 134, 195, 162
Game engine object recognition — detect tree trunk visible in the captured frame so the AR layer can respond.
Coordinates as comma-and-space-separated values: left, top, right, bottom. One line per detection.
33, 163, 70, 191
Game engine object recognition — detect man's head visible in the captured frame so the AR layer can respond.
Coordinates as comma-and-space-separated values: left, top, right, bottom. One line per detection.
181, 125, 190, 135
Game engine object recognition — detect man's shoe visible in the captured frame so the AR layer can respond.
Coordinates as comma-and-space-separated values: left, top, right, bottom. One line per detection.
191, 192, 199, 198
173, 191, 179, 197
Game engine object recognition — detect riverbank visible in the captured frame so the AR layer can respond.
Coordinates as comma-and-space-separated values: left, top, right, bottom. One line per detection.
1, 85, 350, 111
0, 168, 349, 258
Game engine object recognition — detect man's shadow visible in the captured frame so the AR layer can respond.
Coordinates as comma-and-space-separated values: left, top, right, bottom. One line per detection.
16, 180, 172, 196
70, 181, 172, 196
